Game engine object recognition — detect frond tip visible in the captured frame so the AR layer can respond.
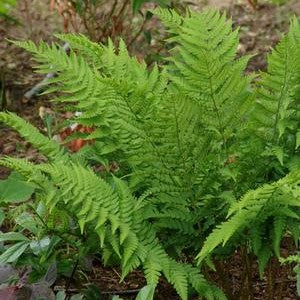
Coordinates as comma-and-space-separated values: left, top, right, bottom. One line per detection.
0, 112, 68, 161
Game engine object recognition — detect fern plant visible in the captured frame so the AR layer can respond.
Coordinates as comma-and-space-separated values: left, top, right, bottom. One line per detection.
198, 14, 300, 265
0, 8, 299, 299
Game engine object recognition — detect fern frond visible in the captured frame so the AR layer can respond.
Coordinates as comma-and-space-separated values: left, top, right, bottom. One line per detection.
159, 9, 253, 146
0, 156, 225, 300
163, 259, 188, 300
0, 156, 37, 177
197, 170, 300, 264
154, 7, 183, 34
253, 17, 300, 149
0, 112, 68, 162
55, 33, 104, 66
272, 215, 286, 257
185, 264, 227, 300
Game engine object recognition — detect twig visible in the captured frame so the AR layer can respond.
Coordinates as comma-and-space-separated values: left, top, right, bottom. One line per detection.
101, 288, 141, 295
108, 0, 118, 19
54, 286, 141, 295
115, 0, 130, 21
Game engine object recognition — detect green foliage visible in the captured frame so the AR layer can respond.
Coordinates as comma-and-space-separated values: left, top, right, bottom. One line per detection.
0, 171, 35, 203
252, 16, 300, 163
0, 112, 69, 162
0, 0, 16, 19
0, 8, 299, 299
0, 156, 223, 299
197, 170, 300, 272
135, 285, 156, 300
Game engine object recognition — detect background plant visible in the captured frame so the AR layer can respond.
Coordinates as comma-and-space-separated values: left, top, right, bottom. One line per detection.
49, 0, 179, 62
0, 0, 17, 20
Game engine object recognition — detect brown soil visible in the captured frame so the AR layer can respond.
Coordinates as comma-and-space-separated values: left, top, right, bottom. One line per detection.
62, 238, 298, 299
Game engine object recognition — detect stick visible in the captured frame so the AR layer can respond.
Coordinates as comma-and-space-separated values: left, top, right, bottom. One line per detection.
54, 286, 141, 295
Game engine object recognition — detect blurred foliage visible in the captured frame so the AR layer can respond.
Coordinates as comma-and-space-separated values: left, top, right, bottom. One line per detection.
0, 0, 17, 20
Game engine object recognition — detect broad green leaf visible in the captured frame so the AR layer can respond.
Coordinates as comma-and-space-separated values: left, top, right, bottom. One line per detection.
40, 235, 61, 263
0, 232, 29, 242
56, 290, 66, 300
0, 172, 35, 203
0, 241, 29, 263
136, 285, 155, 300
30, 236, 51, 255
15, 212, 38, 234
56, 291, 66, 300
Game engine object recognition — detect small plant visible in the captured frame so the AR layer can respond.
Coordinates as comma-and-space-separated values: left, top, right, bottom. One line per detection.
0, 8, 299, 299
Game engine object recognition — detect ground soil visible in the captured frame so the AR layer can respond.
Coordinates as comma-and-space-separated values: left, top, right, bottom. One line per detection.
0, 0, 299, 299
